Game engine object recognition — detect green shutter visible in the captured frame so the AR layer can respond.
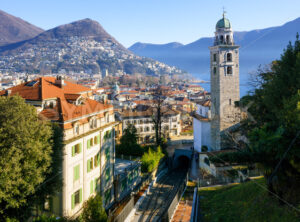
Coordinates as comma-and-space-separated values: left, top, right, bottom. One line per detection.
71, 194, 75, 209
94, 179, 97, 192
87, 160, 90, 173
79, 188, 82, 203
72, 146, 75, 157
87, 139, 90, 149
79, 143, 82, 153
97, 153, 100, 166
90, 180, 93, 194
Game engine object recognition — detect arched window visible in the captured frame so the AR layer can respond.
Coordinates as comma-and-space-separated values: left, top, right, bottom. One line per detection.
226, 35, 230, 44
227, 66, 233, 75
213, 67, 217, 75
213, 54, 217, 62
227, 53, 232, 62
220, 35, 224, 43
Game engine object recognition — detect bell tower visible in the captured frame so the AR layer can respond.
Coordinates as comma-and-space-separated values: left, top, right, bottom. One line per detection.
210, 12, 240, 150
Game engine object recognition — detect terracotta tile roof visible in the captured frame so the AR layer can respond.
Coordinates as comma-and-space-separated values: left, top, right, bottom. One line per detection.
1, 77, 113, 122
64, 93, 81, 101
59, 98, 113, 121
0, 77, 91, 100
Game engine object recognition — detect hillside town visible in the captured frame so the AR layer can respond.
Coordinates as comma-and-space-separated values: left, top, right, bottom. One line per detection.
0, 3, 300, 222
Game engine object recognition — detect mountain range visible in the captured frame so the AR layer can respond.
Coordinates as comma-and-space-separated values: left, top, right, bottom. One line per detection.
129, 17, 300, 94
0, 10, 43, 46
0, 11, 185, 76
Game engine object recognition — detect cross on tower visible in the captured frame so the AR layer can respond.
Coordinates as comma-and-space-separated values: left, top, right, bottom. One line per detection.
223, 7, 227, 18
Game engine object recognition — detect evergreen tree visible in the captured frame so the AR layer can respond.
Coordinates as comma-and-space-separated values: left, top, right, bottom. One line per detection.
116, 124, 144, 156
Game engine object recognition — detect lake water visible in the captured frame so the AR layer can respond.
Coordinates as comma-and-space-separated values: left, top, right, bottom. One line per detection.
191, 71, 254, 98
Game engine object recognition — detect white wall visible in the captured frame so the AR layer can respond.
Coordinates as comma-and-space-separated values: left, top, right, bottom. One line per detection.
193, 118, 211, 152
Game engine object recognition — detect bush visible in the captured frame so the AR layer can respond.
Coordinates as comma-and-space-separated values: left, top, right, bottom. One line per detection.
81, 194, 107, 222
141, 146, 164, 173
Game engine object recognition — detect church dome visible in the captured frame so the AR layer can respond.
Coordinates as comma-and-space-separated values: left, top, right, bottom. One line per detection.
216, 16, 231, 29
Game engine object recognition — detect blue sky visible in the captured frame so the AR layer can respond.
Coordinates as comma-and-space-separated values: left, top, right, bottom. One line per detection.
1, 0, 300, 47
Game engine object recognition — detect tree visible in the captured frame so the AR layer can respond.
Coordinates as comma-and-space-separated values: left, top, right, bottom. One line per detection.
116, 124, 144, 156
210, 35, 300, 204
151, 87, 168, 147
0, 95, 53, 221
81, 195, 107, 222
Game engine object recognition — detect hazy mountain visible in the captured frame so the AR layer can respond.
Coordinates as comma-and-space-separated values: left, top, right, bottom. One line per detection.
0, 18, 185, 76
129, 17, 300, 80
0, 9, 43, 46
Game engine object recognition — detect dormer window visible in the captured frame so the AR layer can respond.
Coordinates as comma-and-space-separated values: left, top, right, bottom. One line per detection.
89, 117, 97, 129
74, 123, 80, 135
105, 113, 109, 123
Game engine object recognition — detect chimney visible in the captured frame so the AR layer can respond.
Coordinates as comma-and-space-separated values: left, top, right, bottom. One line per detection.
55, 75, 65, 88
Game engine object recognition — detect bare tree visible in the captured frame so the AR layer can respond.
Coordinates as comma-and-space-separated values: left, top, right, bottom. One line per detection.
151, 86, 169, 147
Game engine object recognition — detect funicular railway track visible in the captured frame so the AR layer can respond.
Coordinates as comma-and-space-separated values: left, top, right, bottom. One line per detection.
135, 169, 187, 222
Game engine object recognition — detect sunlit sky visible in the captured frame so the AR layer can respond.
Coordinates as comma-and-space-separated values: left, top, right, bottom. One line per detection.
1, 0, 300, 47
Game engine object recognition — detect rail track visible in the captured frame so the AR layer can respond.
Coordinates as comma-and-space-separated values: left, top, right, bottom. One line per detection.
133, 169, 187, 222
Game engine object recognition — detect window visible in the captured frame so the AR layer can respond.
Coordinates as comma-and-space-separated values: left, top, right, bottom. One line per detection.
106, 113, 109, 123
229, 99, 232, 105
139, 120, 143, 124
94, 152, 100, 167
87, 158, 93, 173
71, 189, 82, 209
73, 165, 80, 182
227, 66, 233, 75
105, 168, 111, 182
204, 157, 210, 166
213, 53, 217, 62
72, 143, 82, 156
226, 35, 230, 44
94, 135, 100, 145
220, 35, 224, 43
75, 124, 79, 135
227, 53, 232, 62
87, 138, 94, 149
213, 67, 217, 75
133, 120, 137, 124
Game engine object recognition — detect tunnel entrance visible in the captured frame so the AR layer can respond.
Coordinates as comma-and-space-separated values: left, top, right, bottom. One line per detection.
175, 155, 190, 170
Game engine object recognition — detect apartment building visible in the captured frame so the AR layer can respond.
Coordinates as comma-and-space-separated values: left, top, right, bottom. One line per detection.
0, 76, 117, 217
120, 107, 181, 144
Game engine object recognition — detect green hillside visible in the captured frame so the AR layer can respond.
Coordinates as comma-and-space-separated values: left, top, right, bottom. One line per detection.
198, 178, 300, 222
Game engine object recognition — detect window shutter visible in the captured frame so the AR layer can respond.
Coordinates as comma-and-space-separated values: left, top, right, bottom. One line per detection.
97, 135, 100, 145
72, 146, 75, 157
87, 160, 90, 172
87, 139, 90, 149
71, 194, 75, 209
94, 179, 97, 192
79, 143, 82, 153
90, 180, 93, 194
97, 153, 100, 166
79, 188, 82, 203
